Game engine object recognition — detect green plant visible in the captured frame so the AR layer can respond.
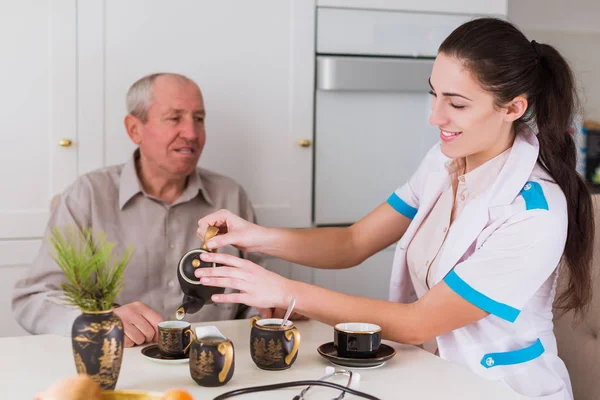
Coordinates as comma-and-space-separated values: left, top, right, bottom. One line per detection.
49, 226, 134, 312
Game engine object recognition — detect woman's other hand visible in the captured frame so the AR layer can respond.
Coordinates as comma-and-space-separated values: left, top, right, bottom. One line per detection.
194, 251, 292, 310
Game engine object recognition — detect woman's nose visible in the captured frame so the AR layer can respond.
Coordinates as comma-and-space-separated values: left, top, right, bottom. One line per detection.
429, 102, 449, 127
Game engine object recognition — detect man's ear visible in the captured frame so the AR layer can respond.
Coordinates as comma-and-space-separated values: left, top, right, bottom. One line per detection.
504, 95, 528, 122
124, 114, 143, 145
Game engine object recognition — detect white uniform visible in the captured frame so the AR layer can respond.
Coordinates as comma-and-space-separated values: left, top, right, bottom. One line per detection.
387, 126, 573, 399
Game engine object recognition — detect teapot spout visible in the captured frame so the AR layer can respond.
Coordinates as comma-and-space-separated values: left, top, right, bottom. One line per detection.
175, 295, 206, 320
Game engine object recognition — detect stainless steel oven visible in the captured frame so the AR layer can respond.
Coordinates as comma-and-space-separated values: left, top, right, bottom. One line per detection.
314, 7, 473, 225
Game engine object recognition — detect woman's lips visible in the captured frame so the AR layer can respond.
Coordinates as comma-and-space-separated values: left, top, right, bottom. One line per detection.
440, 129, 462, 142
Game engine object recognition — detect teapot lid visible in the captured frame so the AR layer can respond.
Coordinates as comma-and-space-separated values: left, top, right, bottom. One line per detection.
178, 249, 214, 286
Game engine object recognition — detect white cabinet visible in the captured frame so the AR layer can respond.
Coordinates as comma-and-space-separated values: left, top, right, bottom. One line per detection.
0, 0, 77, 244
0, 0, 79, 337
77, 0, 315, 229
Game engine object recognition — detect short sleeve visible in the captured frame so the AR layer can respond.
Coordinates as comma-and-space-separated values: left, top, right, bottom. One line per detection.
387, 143, 444, 220
443, 210, 567, 323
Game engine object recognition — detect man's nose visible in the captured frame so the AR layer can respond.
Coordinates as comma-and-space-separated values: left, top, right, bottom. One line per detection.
179, 118, 199, 140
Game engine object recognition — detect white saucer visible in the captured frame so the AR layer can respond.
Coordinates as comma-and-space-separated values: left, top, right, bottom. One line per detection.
329, 360, 388, 369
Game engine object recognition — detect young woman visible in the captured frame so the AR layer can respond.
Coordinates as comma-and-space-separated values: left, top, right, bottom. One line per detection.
192, 18, 593, 399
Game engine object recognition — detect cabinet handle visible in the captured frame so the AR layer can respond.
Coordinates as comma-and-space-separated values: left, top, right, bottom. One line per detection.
58, 139, 73, 147
298, 139, 311, 148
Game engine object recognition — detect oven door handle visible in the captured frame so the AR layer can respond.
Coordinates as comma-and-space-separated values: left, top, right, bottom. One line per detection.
316, 55, 434, 92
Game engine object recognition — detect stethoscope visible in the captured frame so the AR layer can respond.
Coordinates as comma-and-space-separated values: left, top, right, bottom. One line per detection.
212, 367, 381, 400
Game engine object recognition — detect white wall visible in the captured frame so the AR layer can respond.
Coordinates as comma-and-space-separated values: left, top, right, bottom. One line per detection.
508, 0, 600, 34
508, 1, 600, 121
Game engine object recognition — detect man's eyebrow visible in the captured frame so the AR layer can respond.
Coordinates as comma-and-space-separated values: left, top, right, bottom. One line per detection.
163, 108, 206, 115
428, 78, 473, 101
163, 108, 181, 115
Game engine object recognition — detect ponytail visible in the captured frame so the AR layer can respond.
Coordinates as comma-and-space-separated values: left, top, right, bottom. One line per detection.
533, 44, 593, 316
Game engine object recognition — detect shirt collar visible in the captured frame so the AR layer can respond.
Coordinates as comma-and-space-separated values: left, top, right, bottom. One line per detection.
445, 148, 511, 198
118, 150, 214, 209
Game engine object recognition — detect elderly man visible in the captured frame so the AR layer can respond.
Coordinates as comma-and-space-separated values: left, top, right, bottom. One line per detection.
12, 73, 261, 347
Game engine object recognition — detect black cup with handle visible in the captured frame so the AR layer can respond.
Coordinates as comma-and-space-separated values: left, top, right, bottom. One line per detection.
334, 322, 381, 359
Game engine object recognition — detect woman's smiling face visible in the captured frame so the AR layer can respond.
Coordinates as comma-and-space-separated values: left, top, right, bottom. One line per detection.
428, 53, 520, 171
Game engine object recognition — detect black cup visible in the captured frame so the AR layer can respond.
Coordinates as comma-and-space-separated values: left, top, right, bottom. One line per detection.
334, 322, 381, 359
158, 321, 193, 357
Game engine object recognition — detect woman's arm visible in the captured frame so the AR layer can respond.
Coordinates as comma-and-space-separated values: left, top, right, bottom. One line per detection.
283, 279, 487, 344
199, 203, 412, 270
195, 252, 488, 344
264, 203, 412, 268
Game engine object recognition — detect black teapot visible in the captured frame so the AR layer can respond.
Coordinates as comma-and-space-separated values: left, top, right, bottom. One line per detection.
176, 226, 225, 320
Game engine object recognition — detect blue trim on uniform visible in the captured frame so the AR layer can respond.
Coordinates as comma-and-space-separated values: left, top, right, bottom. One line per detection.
480, 339, 545, 369
387, 193, 418, 219
444, 270, 521, 323
520, 181, 549, 211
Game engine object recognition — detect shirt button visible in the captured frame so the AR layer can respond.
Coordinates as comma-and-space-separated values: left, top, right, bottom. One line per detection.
168, 280, 175, 288
169, 243, 175, 249
485, 357, 495, 367
425, 260, 430, 266
458, 176, 465, 183
460, 194, 466, 201
523, 183, 532, 191
443, 227, 448, 233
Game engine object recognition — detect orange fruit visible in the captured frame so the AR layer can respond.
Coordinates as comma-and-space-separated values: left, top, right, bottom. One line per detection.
161, 388, 194, 400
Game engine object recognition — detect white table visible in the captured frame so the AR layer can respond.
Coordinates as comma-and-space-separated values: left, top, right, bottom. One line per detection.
0, 319, 525, 399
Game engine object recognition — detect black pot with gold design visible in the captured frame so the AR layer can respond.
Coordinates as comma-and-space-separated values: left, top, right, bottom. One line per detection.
71, 309, 124, 390
189, 325, 235, 387
176, 227, 226, 320
250, 316, 301, 371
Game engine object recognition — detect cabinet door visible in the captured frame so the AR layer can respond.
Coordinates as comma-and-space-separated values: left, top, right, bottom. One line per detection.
0, 1, 77, 245
78, 0, 315, 228
312, 246, 395, 300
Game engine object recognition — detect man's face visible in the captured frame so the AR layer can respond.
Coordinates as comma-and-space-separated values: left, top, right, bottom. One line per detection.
131, 76, 206, 179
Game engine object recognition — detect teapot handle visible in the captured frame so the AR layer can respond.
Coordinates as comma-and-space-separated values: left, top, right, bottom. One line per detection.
284, 327, 301, 365
217, 341, 234, 383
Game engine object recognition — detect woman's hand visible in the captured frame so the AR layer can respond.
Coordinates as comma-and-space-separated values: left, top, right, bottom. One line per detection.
194, 251, 292, 310
197, 209, 268, 252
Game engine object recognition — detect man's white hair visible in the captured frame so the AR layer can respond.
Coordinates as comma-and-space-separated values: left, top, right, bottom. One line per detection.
126, 72, 196, 123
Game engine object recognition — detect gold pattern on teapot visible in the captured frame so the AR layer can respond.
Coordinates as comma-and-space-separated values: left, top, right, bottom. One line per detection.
252, 337, 284, 366
190, 348, 216, 380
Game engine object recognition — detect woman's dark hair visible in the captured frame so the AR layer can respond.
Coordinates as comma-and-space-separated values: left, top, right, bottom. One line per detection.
439, 18, 593, 317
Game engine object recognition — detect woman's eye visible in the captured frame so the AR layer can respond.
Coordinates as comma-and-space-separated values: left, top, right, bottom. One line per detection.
450, 104, 466, 109
428, 90, 437, 97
